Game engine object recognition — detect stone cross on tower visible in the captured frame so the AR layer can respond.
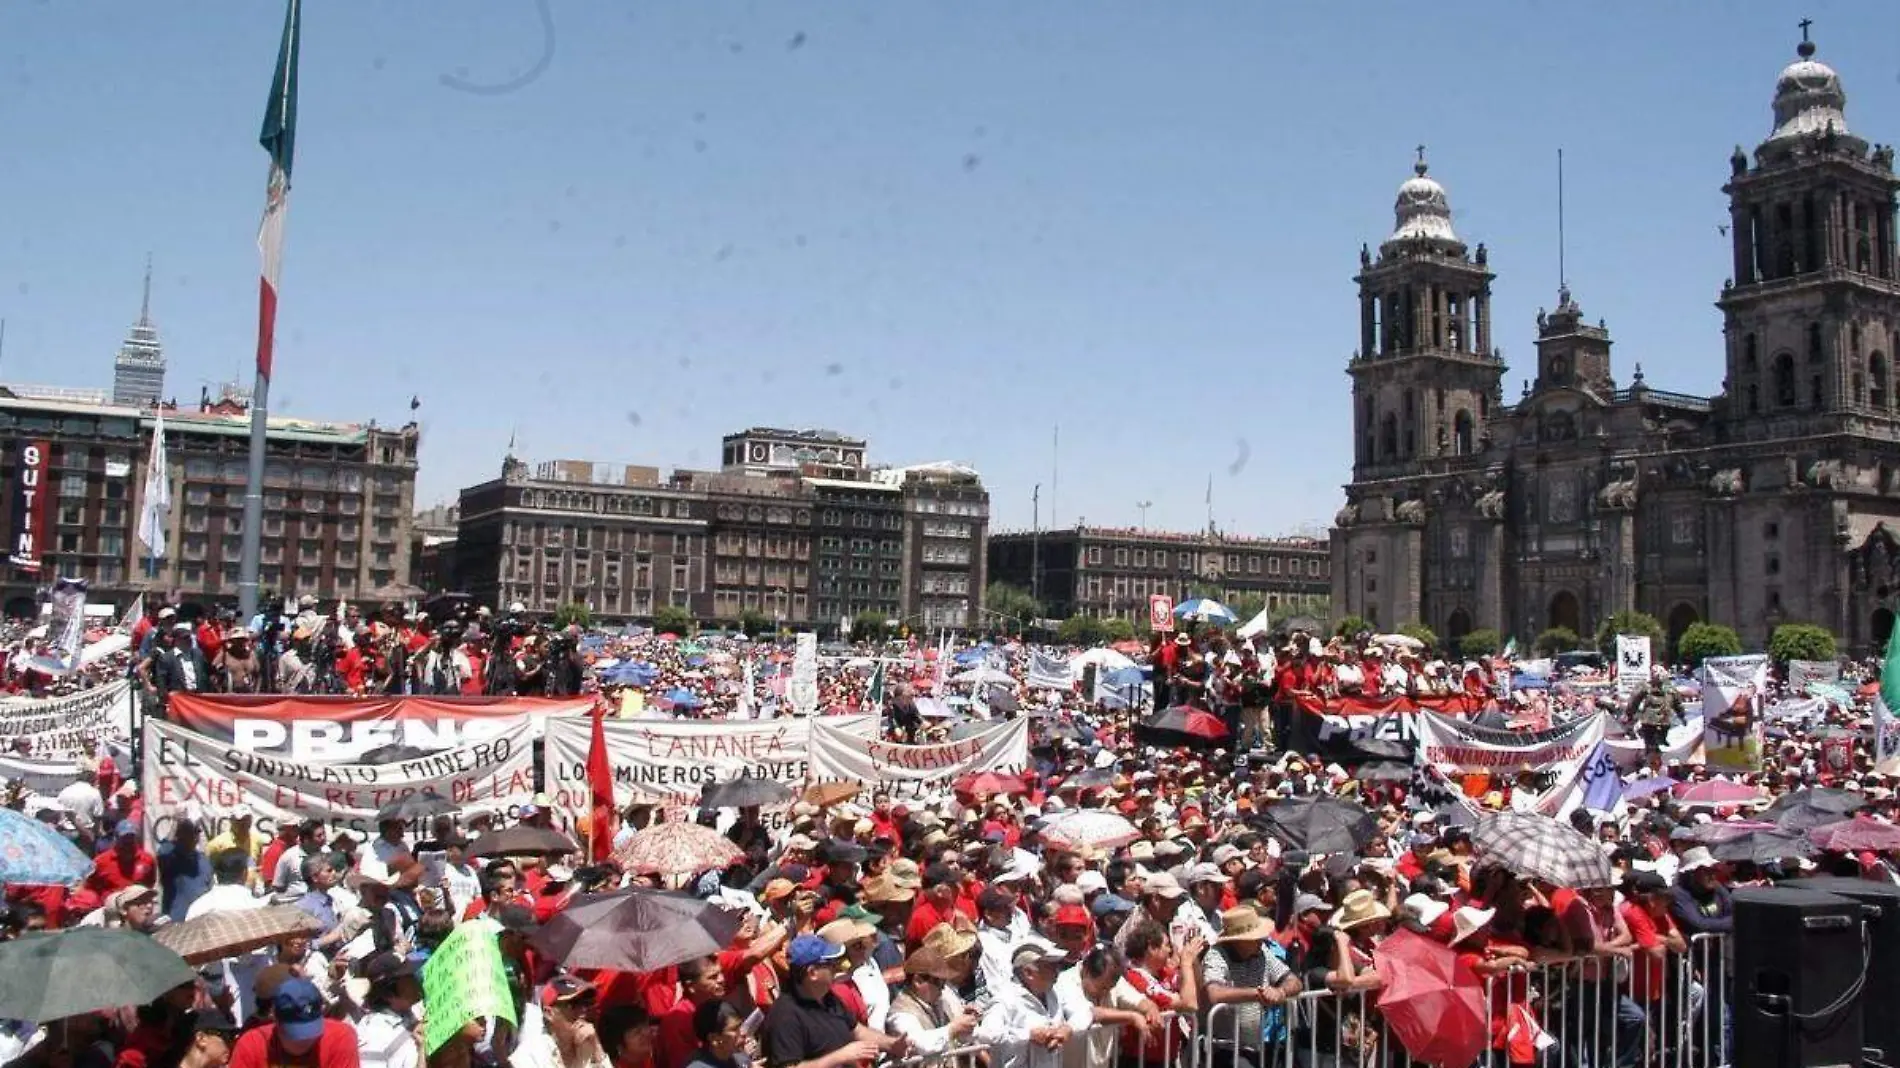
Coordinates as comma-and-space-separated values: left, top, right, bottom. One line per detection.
1798, 17, 1812, 43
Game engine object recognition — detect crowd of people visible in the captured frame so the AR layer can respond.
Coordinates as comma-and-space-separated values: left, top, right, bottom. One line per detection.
1, 603, 1897, 1068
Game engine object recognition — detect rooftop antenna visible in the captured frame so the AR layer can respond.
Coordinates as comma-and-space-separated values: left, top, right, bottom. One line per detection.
1050, 424, 1060, 530
1557, 148, 1567, 295
139, 252, 154, 325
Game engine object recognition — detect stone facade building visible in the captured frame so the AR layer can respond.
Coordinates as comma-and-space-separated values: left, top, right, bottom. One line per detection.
1331, 35, 1900, 655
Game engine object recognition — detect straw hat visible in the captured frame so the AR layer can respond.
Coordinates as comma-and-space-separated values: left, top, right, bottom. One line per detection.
1333, 889, 1392, 930
923, 923, 977, 959
1215, 907, 1272, 943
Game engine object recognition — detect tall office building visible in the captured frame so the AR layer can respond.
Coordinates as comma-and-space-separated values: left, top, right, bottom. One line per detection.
111, 258, 166, 409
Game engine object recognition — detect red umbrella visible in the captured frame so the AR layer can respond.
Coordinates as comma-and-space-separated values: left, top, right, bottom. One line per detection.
1374, 928, 1489, 1068
1811, 816, 1900, 853
955, 771, 1029, 798
1673, 780, 1765, 807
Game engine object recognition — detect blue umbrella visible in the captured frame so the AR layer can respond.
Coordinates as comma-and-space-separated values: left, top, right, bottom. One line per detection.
1173, 598, 1239, 625
0, 808, 92, 886
663, 688, 703, 709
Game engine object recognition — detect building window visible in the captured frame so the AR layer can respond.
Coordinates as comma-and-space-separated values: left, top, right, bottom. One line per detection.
60, 473, 86, 498
1766, 554, 1781, 576
1307, 560, 1320, 577
1774, 353, 1797, 407
1114, 548, 1128, 566
1764, 521, 1779, 540
1671, 511, 1696, 545
1133, 549, 1147, 567
1087, 546, 1101, 565
1246, 556, 1259, 574
1268, 557, 1282, 574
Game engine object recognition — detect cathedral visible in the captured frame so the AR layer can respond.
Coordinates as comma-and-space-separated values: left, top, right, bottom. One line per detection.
1329, 31, 1900, 656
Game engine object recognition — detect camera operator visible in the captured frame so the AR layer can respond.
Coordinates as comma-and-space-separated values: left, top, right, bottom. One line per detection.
544, 626, 585, 698
137, 623, 210, 716
484, 603, 526, 695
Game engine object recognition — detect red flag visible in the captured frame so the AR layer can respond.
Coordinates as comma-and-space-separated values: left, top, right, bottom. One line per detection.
586, 704, 616, 862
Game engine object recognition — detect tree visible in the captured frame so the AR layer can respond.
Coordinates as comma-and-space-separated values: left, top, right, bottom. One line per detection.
1334, 615, 1371, 640
1534, 626, 1582, 655
735, 607, 772, 638
651, 604, 694, 636
1458, 628, 1503, 660
850, 611, 890, 643
1057, 615, 1107, 647
552, 602, 593, 630
1676, 622, 1743, 666
1397, 622, 1438, 653
1100, 617, 1135, 642
1225, 592, 1268, 624
1769, 623, 1837, 665
984, 583, 1041, 635
1595, 610, 1665, 655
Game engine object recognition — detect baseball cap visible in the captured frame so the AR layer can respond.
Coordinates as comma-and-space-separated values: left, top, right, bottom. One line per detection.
114, 820, 139, 839
788, 934, 847, 969
1292, 893, 1334, 917
1053, 904, 1092, 928
1144, 872, 1186, 898
1011, 940, 1066, 970
109, 885, 157, 911
360, 951, 419, 984
1090, 894, 1136, 918
273, 977, 327, 1043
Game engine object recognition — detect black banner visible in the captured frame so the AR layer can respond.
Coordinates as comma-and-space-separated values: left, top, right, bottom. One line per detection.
9, 439, 50, 573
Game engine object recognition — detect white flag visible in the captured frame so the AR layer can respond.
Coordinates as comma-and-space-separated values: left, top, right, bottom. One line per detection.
136, 412, 170, 560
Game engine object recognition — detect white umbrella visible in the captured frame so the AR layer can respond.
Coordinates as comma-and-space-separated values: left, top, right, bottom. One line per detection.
1038, 810, 1142, 852
1173, 598, 1239, 625
1372, 633, 1427, 650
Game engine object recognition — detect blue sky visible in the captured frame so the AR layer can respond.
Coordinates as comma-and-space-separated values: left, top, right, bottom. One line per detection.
2, 3, 1896, 537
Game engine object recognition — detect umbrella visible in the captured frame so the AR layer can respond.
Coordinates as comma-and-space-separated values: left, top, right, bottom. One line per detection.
1472, 811, 1614, 888
153, 905, 321, 965
1134, 706, 1229, 748
1768, 787, 1863, 819
360, 744, 436, 766
661, 688, 704, 709
1811, 816, 1900, 853
1064, 767, 1117, 790
1768, 798, 1864, 833
1355, 762, 1414, 784
801, 781, 860, 807
1623, 775, 1678, 800
1371, 633, 1427, 651
616, 822, 743, 876
1679, 820, 1779, 845
1374, 928, 1488, 1068
699, 777, 796, 810
469, 825, 579, 858
1254, 796, 1376, 855
1673, 780, 1766, 807
1173, 598, 1239, 625
529, 889, 745, 974
1710, 829, 1815, 865
0, 928, 195, 1021
1038, 811, 1142, 852
955, 771, 1030, 799
375, 792, 458, 823
0, 807, 93, 887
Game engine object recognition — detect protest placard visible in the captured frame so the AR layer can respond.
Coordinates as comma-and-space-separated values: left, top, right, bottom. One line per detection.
421, 921, 518, 1055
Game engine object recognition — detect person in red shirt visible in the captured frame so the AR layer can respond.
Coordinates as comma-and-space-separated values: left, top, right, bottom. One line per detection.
229, 978, 360, 1068
904, 864, 969, 946
194, 618, 224, 669
1620, 872, 1688, 1007
655, 955, 726, 1068
86, 820, 157, 898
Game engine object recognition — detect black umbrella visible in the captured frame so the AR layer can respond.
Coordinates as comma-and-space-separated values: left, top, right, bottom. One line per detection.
1135, 706, 1230, 749
1710, 829, 1815, 865
1066, 767, 1117, 789
360, 744, 436, 766
375, 792, 458, 823
984, 687, 1021, 715
1355, 762, 1414, 784
529, 889, 745, 973
699, 777, 796, 810
470, 825, 579, 857
1765, 787, 1865, 832
1253, 795, 1376, 854
0, 928, 195, 1022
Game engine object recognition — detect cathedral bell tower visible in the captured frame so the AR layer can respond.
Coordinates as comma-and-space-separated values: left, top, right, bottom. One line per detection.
1349, 150, 1506, 476
1719, 26, 1900, 426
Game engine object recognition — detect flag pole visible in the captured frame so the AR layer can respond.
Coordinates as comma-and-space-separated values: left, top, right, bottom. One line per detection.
240, 0, 301, 623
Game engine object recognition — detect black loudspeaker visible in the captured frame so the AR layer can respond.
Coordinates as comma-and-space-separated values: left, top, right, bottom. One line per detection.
1795, 877, 1900, 1062
1732, 886, 1865, 1068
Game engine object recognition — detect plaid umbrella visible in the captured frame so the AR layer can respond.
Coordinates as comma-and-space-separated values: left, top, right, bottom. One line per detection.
153, 904, 321, 965
529, 889, 744, 973
0, 928, 195, 1021
1038, 810, 1141, 852
0, 808, 92, 887
1472, 811, 1614, 888
616, 821, 743, 876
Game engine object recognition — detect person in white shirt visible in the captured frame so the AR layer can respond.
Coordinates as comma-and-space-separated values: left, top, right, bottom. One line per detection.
55, 769, 104, 835
975, 941, 1093, 1068
974, 887, 1024, 994
371, 819, 411, 868
439, 837, 484, 917
272, 820, 326, 898
351, 952, 423, 1068
885, 948, 977, 1054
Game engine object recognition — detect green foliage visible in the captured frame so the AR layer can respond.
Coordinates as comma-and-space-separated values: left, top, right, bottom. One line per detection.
1595, 611, 1665, 654
1333, 615, 1371, 640
1458, 628, 1503, 660
735, 607, 773, 638
552, 602, 593, 630
1397, 622, 1438, 652
1057, 615, 1108, 646
850, 611, 891, 643
1674, 622, 1743, 666
650, 604, 694, 637
1224, 592, 1267, 624
1100, 617, 1135, 642
1768, 623, 1837, 665
984, 583, 1041, 634
1534, 626, 1582, 655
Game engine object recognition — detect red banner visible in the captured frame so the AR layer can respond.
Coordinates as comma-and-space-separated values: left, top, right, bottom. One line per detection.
168, 693, 596, 762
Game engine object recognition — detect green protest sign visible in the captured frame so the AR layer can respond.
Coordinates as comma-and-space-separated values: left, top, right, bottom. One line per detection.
421, 921, 519, 1054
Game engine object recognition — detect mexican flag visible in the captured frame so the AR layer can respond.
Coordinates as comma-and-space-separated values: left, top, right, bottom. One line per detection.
255, 0, 299, 381
1879, 624, 1900, 764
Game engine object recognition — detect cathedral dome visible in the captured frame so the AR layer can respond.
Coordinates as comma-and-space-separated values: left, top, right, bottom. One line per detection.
1383, 154, 1462, 253
1765, 38, 1851, 147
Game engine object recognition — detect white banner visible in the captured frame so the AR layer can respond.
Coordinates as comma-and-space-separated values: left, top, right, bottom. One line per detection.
1604, 712, 1704, 770
808, 717, 1028, 798
27, 578, 87, 675
1614, 636, 1651, 701
0, 680, 134, 760
1788, 658, 1840, 692
1413, 710, 1606, 775
1026, 652, 1073, 691
142, 717, 538, 840
540, 714, 877, 825
0, 742, 134, 797
1701, 654, 1769, 772
788, 633, 819, 717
